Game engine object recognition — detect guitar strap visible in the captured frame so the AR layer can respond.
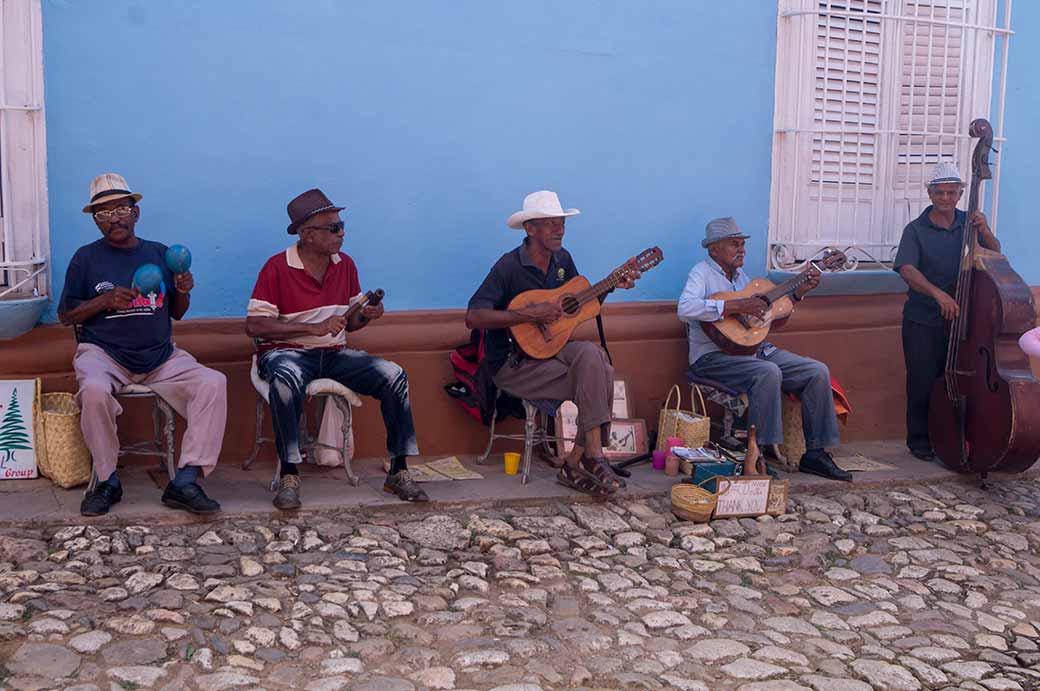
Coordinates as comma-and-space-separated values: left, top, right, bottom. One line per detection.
596, 314, 613, 365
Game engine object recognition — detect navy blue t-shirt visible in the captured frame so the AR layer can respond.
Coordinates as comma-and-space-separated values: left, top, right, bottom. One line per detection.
893, 206, 974, 327
468, 240, 579, 374
58, 238, 178, 373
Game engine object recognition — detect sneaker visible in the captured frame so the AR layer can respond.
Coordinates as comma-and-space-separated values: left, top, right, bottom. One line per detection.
798, 451, 853, 482
383, 471, 429, 502
80, 481, 123, 517
273, 474, 302, 510
161, 482, 221, 514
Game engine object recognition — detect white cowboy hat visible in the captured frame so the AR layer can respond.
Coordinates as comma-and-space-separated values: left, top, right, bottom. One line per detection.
82, 172, 142, 213
506, 190, 581, 229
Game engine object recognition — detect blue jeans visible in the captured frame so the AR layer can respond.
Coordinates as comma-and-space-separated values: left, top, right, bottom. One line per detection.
258, 347, 419, 465
691, 347, 840, 449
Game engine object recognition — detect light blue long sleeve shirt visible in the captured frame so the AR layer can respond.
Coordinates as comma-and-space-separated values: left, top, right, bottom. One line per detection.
677, 257, 750, 366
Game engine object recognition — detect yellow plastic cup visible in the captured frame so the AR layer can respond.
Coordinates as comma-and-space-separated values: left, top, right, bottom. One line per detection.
503, 452, 521, 475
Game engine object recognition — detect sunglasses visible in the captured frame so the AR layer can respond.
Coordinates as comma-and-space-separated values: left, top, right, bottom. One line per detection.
93, 207, 135, 222
301, 221, 345, 234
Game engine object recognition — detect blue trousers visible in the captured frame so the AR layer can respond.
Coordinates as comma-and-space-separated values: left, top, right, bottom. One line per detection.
259, 347, 419, 465
691, 347, 840, 449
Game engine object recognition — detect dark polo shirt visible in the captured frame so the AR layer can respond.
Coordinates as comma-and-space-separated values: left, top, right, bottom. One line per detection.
893, 206, 975, 327
468, 240, 579, 374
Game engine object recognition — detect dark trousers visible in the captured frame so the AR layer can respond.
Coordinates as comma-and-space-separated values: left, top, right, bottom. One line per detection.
901, 318, 948, 453
259, 347, 419, 465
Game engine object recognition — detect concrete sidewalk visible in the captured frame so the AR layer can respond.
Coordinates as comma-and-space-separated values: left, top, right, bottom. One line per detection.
0, 439, 1030, 527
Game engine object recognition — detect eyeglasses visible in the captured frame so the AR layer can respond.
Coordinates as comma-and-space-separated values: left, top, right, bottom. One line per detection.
301, 221, 345, 234
93, 207, 135, 222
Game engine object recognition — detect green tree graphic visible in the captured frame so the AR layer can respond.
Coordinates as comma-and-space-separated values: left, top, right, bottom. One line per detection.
0, 388, 32, 467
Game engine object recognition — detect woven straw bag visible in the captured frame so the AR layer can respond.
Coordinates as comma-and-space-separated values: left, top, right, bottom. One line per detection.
671, 477, 717, 523
657, 384, 710, 449
36, 392, 92, 489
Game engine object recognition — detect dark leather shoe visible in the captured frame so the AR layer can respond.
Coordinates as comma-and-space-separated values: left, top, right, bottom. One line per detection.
910, 448, 936, 462
80, 481, 122, 516
162, 482, 221, 514
799, 451, 853, 482
273, 475, 302, 510
383, 471, 429, 502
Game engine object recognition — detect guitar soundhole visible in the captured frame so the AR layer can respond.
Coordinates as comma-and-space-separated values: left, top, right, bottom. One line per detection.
561, 295, 580, 315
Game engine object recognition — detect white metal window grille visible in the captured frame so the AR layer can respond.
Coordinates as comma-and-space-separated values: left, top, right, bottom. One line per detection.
0, 0, 49, 297
768, 0, 1010, 271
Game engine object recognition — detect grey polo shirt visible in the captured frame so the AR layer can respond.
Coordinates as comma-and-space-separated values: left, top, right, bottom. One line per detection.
468, 239, 579, 374
893, 206, 972, 326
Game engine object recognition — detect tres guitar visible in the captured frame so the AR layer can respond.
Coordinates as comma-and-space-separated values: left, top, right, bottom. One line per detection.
701, 250, 847, 355
509, 247, 664, 359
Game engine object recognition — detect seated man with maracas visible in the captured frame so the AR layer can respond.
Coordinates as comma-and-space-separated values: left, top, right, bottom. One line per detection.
58, 173, 227, 517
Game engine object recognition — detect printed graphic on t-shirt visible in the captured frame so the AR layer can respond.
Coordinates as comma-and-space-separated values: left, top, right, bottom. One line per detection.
94, 279, 166, 318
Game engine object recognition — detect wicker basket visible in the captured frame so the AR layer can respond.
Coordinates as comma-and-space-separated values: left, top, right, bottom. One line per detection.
657, 384, 710, 449
670, 477, 717, 523
36, 392, 92, 489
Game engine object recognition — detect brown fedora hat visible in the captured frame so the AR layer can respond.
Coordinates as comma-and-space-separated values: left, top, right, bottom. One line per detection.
286, 188, 345, 234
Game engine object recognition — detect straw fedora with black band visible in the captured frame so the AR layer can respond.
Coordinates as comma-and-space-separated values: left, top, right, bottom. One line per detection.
82, 173, 143, 213
286, 188, 345, 235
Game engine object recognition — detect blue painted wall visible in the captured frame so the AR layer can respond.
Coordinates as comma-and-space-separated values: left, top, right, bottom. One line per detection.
39, 1, 1038, 321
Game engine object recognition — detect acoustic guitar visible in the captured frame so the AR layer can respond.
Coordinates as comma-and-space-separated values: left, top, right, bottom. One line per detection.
700, 250, 846, 355
508, 247, 664, 359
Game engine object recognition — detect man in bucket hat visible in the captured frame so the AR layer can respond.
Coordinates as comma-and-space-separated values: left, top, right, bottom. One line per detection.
894, 162, 1001, 463
245, 188, 427, 508
465, 190, 639, 497
58, 173, 227, 516
678, 217, 851, 481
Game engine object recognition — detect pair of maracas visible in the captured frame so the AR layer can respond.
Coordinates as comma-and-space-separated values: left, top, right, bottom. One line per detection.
131, 245, 192, 296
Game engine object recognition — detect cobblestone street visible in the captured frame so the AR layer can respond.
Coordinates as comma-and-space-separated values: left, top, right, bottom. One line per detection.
3, 476, 1040, 691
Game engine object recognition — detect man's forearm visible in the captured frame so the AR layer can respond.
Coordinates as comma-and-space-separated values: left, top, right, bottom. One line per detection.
980, 227, 1002, 252
172, 293, 190, 320
465, 308, 531, 330
245, 316, 317, 340
59, 297, 107, 326
899, 265, 944, 300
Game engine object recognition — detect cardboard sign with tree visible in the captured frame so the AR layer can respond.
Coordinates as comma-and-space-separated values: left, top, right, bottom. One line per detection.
0, 381, 38, 480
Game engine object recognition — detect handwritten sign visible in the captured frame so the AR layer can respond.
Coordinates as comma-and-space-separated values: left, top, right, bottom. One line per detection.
766, 479, 789, 516
714, 476, 771, 517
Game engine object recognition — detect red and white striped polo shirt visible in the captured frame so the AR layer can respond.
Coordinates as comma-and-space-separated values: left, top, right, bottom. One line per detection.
247, 244, 362, 351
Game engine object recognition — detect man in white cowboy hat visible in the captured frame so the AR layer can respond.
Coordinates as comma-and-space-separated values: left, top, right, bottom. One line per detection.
894, 161, 1001, 462
678, 216, 851, 482
245, 188, 428, 508
58, 173, 227, 516
465, 190, 639, 496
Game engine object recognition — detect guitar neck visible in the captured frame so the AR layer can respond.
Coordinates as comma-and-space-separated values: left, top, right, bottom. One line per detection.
576, 268, 627, 306
763, 266, 815, 303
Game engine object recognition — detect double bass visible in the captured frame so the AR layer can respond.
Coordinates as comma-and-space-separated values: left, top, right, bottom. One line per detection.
928, 118, 1040, 476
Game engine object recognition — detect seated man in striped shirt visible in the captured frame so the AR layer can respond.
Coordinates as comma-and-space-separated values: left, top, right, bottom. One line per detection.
245, 188, 427, 509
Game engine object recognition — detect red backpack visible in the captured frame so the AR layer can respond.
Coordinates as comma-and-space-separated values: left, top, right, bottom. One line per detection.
444, 330, 521, 425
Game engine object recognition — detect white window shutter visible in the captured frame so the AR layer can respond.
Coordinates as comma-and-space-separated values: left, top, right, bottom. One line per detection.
769, 0, 1006, 272
0, 0, 49, 296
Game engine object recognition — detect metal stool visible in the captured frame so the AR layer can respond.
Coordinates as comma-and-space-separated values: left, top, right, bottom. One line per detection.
86, 384, 176, 492
476, 390, 568, 484
243, 354, 363, 490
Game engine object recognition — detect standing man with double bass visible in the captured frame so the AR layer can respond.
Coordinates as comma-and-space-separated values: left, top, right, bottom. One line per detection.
893, 162, 1001, 463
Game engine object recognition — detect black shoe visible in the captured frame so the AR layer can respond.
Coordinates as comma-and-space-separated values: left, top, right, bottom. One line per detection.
799, 451, 853, 482
383, 471, 429, 502
909, 448, 936, 462
162, 482, 221, 514
80, 481, 123, 516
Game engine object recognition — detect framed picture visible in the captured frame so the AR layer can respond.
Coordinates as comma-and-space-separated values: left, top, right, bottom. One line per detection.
612, 379, 630, 419
603, 418, 648, 459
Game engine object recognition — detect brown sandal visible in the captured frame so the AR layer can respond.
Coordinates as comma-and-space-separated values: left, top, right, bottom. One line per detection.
557, 464, 615, 497
581, 456, 626, 491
